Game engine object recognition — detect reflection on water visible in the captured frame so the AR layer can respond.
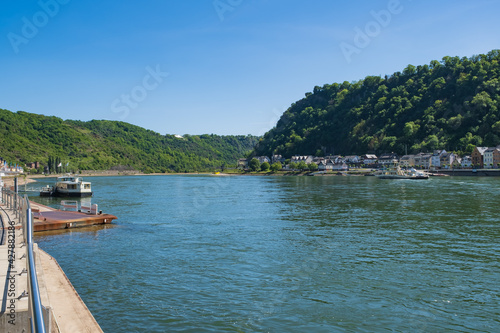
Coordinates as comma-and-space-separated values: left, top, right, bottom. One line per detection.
34, 175, 500, 332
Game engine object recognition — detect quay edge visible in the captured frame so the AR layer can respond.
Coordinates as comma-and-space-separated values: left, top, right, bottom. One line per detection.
428, 169, 500, 176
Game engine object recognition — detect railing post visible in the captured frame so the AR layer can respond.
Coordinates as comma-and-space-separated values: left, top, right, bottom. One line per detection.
15, 193, 19, 218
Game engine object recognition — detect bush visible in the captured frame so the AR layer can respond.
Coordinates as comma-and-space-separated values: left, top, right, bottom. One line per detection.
270, 162, 282, 172
249, 158, 261, 171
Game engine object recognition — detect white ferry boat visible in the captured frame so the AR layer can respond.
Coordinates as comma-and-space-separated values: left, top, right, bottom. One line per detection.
376, 162, 429, 180
40, 175, 93, 197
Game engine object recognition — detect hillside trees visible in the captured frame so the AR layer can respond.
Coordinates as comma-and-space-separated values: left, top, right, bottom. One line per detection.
254, 50, 500, 157
0, 109, 259, 172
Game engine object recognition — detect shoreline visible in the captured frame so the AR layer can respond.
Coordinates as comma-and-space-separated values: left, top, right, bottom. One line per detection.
3, 168, 500, 188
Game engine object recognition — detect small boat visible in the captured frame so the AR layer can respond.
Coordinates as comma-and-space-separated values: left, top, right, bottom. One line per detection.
40, 175, 93, 197
376, 162, 429, 180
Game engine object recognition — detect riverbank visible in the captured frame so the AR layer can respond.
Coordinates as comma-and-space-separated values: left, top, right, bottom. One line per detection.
5, 167, 500, 190
1, 175, 37, 187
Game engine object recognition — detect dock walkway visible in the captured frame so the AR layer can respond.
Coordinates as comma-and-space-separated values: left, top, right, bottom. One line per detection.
30, 201, 117, 232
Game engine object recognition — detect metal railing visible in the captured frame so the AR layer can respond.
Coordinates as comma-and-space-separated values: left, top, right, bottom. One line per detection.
1, 187, 46, 333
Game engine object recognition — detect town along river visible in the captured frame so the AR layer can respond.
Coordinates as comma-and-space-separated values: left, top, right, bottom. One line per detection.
31, 175, 499, 332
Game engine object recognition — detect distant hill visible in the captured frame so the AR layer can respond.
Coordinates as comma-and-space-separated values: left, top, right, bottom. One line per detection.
0, 109, 258, 173
253, 49, 500, 158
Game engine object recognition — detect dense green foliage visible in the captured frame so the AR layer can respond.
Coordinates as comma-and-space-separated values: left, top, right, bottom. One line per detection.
270, 162, 282, 172
254, 50, 500, 157
0, 109, 258, 173
249, 158, 260, 172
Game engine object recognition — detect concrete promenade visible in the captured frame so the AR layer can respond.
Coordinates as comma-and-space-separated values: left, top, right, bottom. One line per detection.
0, 200, 103, 332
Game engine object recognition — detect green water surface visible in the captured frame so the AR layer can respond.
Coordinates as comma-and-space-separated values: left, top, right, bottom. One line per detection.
31, 175, 499, 332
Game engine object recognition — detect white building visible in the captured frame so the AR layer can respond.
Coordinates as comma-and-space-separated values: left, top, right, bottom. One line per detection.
256, 156, 271, 164
461, 155, 472, 168
361, 154, 378, 165
291, 155, 314, 164
431, 150, 446, 168
483, 148, 497, 168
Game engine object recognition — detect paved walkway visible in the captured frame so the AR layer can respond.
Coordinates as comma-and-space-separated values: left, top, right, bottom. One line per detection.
0, 201, 103, 332
0, 206, 29, 331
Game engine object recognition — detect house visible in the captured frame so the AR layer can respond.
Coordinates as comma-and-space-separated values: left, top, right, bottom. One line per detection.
378, 153, 399, 165
272, 155, 285, 164
431, 150, 446, 168
318, 159, 334, 171
414, 153, 432, 169
332, 162, 349, 171
343, 155, 360, 164
440, 152, 455, 169
399, 155, 416, 167
317, 160, 348, 171
483, 147, 500, 168
312, 157, 325, 165
361, 154, 377, 165
26, 161, 40, 169
256, 156, 271, 164
471, 147, 488, 168
291, 155, 314, 164
325, 155, 343, 164
237, 158, 249, 169
461, 155, 472, 168
493, 148, 500, 168
452, 156, 462, 168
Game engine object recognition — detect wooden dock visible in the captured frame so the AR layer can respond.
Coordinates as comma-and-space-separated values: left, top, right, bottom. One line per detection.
30, 201, 117, 232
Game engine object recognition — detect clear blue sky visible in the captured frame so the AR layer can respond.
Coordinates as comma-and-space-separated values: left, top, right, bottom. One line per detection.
1, 0, 499, 135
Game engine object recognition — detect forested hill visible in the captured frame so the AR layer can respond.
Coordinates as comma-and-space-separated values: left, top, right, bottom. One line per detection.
253, 49, 500, 158
0, 109, 258, 173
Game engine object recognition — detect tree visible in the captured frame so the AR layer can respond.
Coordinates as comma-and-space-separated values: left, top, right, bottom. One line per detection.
249, 158, 261, 172
251, 50, 500, 158
308, 163, 318, 171
261, 162, 270, 172
297, 161, 308, 170
270, 162, 282, 172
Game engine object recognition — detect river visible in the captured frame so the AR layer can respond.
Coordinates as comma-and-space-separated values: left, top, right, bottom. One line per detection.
30, 175, 499, 332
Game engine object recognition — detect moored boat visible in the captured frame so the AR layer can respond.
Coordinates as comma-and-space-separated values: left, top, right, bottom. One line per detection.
40, 175, 93, 197
376, 162, 429, 180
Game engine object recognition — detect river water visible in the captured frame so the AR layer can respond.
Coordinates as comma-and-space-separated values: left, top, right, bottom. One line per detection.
30, 175, 499, 332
